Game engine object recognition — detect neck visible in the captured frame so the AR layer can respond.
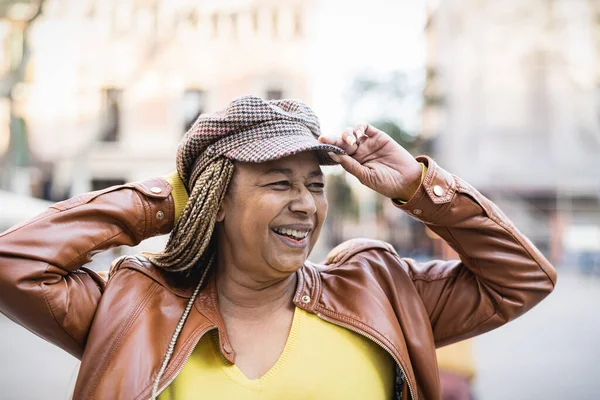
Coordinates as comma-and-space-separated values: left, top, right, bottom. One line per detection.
215, 263, 297, 320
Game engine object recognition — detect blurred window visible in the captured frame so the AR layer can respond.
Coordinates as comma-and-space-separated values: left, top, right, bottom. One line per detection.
272, 8, 279, 38
101, 88, 123, 143
91, 178, 126, 192
294, 9, 303, 38
266, 89, 283, 100
183, 89, 206, 133
136, 8, 156, 36
251, 9, 259, 34
114, 3, 133, 33
188, 10, 198, 28
230, 13, 238, 38
211, 13, 219, 38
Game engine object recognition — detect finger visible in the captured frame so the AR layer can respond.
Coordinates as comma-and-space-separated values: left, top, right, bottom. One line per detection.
341, 127, 360, 156
354, 124, 367, 144
318, 134, 346, 149
329, 153, 365, 180
318, 128, 349, 147
320, 128, 359, 155
341, 127, 357, 147
364, 124, 382, 138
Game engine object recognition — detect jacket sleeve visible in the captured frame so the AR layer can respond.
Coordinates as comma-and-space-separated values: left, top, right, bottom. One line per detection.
394, 156, 556, 347
0, 178, 175, 359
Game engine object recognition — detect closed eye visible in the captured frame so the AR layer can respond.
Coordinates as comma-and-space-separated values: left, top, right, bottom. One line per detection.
268, 181, 291, 189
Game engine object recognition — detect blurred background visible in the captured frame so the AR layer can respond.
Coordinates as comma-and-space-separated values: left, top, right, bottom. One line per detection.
0, 0, 599, 399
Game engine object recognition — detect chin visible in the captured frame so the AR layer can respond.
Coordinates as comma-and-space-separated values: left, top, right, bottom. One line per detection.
273, 256, 307, 274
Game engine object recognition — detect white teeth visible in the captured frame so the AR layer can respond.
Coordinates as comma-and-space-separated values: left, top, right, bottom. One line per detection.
274, 228, 309, 240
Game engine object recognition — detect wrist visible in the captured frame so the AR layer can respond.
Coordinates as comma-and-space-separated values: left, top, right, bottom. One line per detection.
393, 162, 427, 204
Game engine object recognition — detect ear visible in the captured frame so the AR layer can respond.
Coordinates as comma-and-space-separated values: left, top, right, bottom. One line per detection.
216, 204, 225, 222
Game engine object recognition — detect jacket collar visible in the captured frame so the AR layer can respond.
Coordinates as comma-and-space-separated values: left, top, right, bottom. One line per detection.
191, 263, 321, 363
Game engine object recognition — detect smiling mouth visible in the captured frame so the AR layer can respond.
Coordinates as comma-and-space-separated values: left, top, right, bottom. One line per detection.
272, 227, 311, 240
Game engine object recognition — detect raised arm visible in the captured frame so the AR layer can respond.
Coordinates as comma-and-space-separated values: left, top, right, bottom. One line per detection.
394, 156, 556, 345
320, 124, 556, 346
0, 178, 175, 359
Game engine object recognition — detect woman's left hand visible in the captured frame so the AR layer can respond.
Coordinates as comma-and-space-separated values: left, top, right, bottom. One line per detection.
319, 124, 423, 201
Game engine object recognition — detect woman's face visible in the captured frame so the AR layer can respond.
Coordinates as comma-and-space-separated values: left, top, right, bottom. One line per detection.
217, 152, 327, 280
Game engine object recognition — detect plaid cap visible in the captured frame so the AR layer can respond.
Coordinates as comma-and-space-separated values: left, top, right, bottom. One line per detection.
177, 95, 346, 189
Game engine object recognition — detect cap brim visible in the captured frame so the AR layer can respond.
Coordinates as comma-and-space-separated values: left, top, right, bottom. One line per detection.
225, 135, 346, 165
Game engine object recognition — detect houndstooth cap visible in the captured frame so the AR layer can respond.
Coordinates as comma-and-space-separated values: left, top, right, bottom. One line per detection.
177, 95, 346, 189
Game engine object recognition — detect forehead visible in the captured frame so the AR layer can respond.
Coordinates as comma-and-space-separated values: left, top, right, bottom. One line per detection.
235, 152, 323, 178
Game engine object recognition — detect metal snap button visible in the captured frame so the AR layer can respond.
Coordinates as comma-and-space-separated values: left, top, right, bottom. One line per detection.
150, 187, 162, 194
433, 185, 444, 197
412, 209, 423, 215
301, 295, 311, 304
156, 211, 164, 220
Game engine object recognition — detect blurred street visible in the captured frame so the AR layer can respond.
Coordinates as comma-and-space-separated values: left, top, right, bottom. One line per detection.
1, 269, 598, 399
473, 269, 600, 400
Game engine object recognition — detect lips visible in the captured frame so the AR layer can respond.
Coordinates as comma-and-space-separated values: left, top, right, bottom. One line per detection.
271, 224, 313, 249
272, 227, 310, 240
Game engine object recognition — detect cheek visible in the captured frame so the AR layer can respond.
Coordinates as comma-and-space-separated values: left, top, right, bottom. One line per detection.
319, 195, 328, 216
231, 195, 285, 234
314, 195, 328, 231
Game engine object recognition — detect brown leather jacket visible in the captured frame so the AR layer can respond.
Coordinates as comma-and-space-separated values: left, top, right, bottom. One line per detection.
0, 157, 556, 400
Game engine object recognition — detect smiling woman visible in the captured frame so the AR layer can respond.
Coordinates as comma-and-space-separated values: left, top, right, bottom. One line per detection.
217, 154, 327, 274
0, 95, 556, 400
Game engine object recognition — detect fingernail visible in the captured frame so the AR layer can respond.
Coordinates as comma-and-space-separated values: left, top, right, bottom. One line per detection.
345, 135, 356, 146
328, 152, 341, 162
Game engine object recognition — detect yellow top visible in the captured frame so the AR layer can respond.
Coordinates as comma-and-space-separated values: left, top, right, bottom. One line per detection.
159, 307, 394, 400
436, 339, 476, 379
163, 171, 188, 223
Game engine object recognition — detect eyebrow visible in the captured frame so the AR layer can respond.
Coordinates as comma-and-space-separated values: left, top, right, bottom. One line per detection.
263, 168, 324, 178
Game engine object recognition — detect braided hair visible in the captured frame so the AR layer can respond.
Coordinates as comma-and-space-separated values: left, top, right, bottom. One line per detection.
146, 157, 234, 399
144, 156, 234, 284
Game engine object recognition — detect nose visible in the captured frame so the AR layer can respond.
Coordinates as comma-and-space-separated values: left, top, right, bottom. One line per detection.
289, 185, 317, 215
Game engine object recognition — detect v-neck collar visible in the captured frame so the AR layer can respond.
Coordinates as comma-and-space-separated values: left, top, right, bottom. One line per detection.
210, 306, 303, 390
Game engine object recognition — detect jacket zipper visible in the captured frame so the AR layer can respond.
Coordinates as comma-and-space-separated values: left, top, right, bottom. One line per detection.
152, 326, 215, 399
316, 311, 416, 400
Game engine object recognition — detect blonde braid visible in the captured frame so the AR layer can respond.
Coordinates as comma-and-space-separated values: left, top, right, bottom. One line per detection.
144, 157, 234, 275
143, 158, 234, 398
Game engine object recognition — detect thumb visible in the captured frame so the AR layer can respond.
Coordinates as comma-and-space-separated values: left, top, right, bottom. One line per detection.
328, 152, 365, 181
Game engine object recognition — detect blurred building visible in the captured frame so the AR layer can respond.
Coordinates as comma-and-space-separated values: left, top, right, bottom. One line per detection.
1, 0, 313, 200
423, 0, 600, 263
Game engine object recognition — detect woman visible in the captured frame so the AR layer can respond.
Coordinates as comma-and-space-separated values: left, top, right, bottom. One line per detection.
0, 95, 556, 399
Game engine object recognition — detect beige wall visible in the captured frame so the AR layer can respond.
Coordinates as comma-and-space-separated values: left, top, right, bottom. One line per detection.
424, 0, 600, 192
17, 0, 314, 196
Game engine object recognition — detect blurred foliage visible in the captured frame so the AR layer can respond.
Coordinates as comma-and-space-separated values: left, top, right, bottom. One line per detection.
349, 71, 408, 101
325, 172, 358, 246
371, 119, 417, 152
423, 68, 445, 106
345, 70, 425, 154
10, 116, 28, 166
326, 173, 359, 220
0, 0, 44, 190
